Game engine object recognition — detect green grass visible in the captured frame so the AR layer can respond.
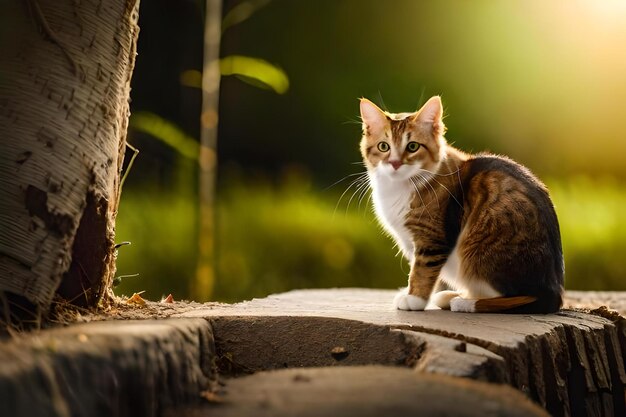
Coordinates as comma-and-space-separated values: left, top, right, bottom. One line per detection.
113, 193, 198, 300
114, 178, 401, 302
113, 176, 626, 302
548, 177, 626, 290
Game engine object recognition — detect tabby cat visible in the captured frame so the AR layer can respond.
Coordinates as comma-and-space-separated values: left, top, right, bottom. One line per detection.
359, 96, 564, 313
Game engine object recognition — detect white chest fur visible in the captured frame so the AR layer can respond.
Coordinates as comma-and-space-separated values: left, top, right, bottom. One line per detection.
370, 174, 415, 260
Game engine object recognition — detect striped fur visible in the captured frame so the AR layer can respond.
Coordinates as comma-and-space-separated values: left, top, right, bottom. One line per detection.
359, 96, 564, 314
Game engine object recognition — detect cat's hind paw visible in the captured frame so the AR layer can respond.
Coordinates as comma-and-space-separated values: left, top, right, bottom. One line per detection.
393, 288, 427, 311
430, 290, 462, 310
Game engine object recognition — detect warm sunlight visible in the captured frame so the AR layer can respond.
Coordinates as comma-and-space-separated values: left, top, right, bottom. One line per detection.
579, 0, 626, 20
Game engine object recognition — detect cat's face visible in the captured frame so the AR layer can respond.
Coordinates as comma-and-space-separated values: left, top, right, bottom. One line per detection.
359, 96, 447, 181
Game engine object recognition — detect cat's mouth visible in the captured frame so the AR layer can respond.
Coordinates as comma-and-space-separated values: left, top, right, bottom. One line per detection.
378, 161, 415, 180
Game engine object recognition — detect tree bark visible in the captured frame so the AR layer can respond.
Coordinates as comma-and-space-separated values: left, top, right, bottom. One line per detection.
0, 0, 140, 320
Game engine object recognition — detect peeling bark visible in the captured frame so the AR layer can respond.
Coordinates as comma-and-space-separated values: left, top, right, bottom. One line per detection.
0, 0, 140, 316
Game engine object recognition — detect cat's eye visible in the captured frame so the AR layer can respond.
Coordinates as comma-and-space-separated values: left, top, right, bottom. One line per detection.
377, 142, 390, 152
406, 141, 421, 153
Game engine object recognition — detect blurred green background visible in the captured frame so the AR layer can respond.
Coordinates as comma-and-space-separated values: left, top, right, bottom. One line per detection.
116, 0, 626, 302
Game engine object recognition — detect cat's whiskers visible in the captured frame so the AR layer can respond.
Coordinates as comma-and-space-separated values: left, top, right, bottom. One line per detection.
325, 171, 368, 191
417, 167, 463, 208
431, 160, 465, 201
414, 173, 440, 210
346, 176, 371, 215
342, 117, 364, 126
356, 180, 372, 211
454, 160, 465, 202
408, 177, 433, 221
333, 173, 369, 217
365, 188, 374, 210
432, 176, 462, 208
398, 249, 409, 273
417, 167, 461, 177
409, 180, 427, 224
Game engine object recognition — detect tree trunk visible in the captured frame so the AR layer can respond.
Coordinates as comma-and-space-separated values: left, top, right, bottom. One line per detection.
182, 289, 626, 417
0, 0, 140, 321
193, 0, 222, 301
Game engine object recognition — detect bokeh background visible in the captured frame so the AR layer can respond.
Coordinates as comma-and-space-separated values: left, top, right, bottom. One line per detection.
116, 0, 626, 302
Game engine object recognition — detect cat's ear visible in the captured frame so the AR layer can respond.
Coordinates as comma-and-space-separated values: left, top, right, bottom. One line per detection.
360, 98, 387, 135
413, 96, 445, 137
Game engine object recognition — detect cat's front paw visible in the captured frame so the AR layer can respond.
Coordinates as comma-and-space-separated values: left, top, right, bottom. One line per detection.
393, 288, 427, 311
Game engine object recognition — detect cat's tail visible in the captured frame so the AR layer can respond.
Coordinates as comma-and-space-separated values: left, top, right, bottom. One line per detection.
449, 294, 562, 314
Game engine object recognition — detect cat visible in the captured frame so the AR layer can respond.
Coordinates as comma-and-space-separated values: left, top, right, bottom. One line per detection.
359, 96, 564, 313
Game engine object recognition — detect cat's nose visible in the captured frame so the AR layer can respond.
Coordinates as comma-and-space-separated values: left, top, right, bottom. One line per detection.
389, 160, 403, 170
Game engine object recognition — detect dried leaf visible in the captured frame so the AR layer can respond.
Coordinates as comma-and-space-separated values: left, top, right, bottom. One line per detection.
161, 294, 174, 304
200, 390, 222, 404
127, 291, 146, 306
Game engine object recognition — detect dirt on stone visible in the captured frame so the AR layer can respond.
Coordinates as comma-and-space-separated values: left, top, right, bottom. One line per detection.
47, 295, 224, 327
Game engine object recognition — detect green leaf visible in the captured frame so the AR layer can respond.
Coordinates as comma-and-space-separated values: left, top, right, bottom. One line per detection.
220, 55, 289, 94
130, 112, 199, 160
181, 55, 289, 94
